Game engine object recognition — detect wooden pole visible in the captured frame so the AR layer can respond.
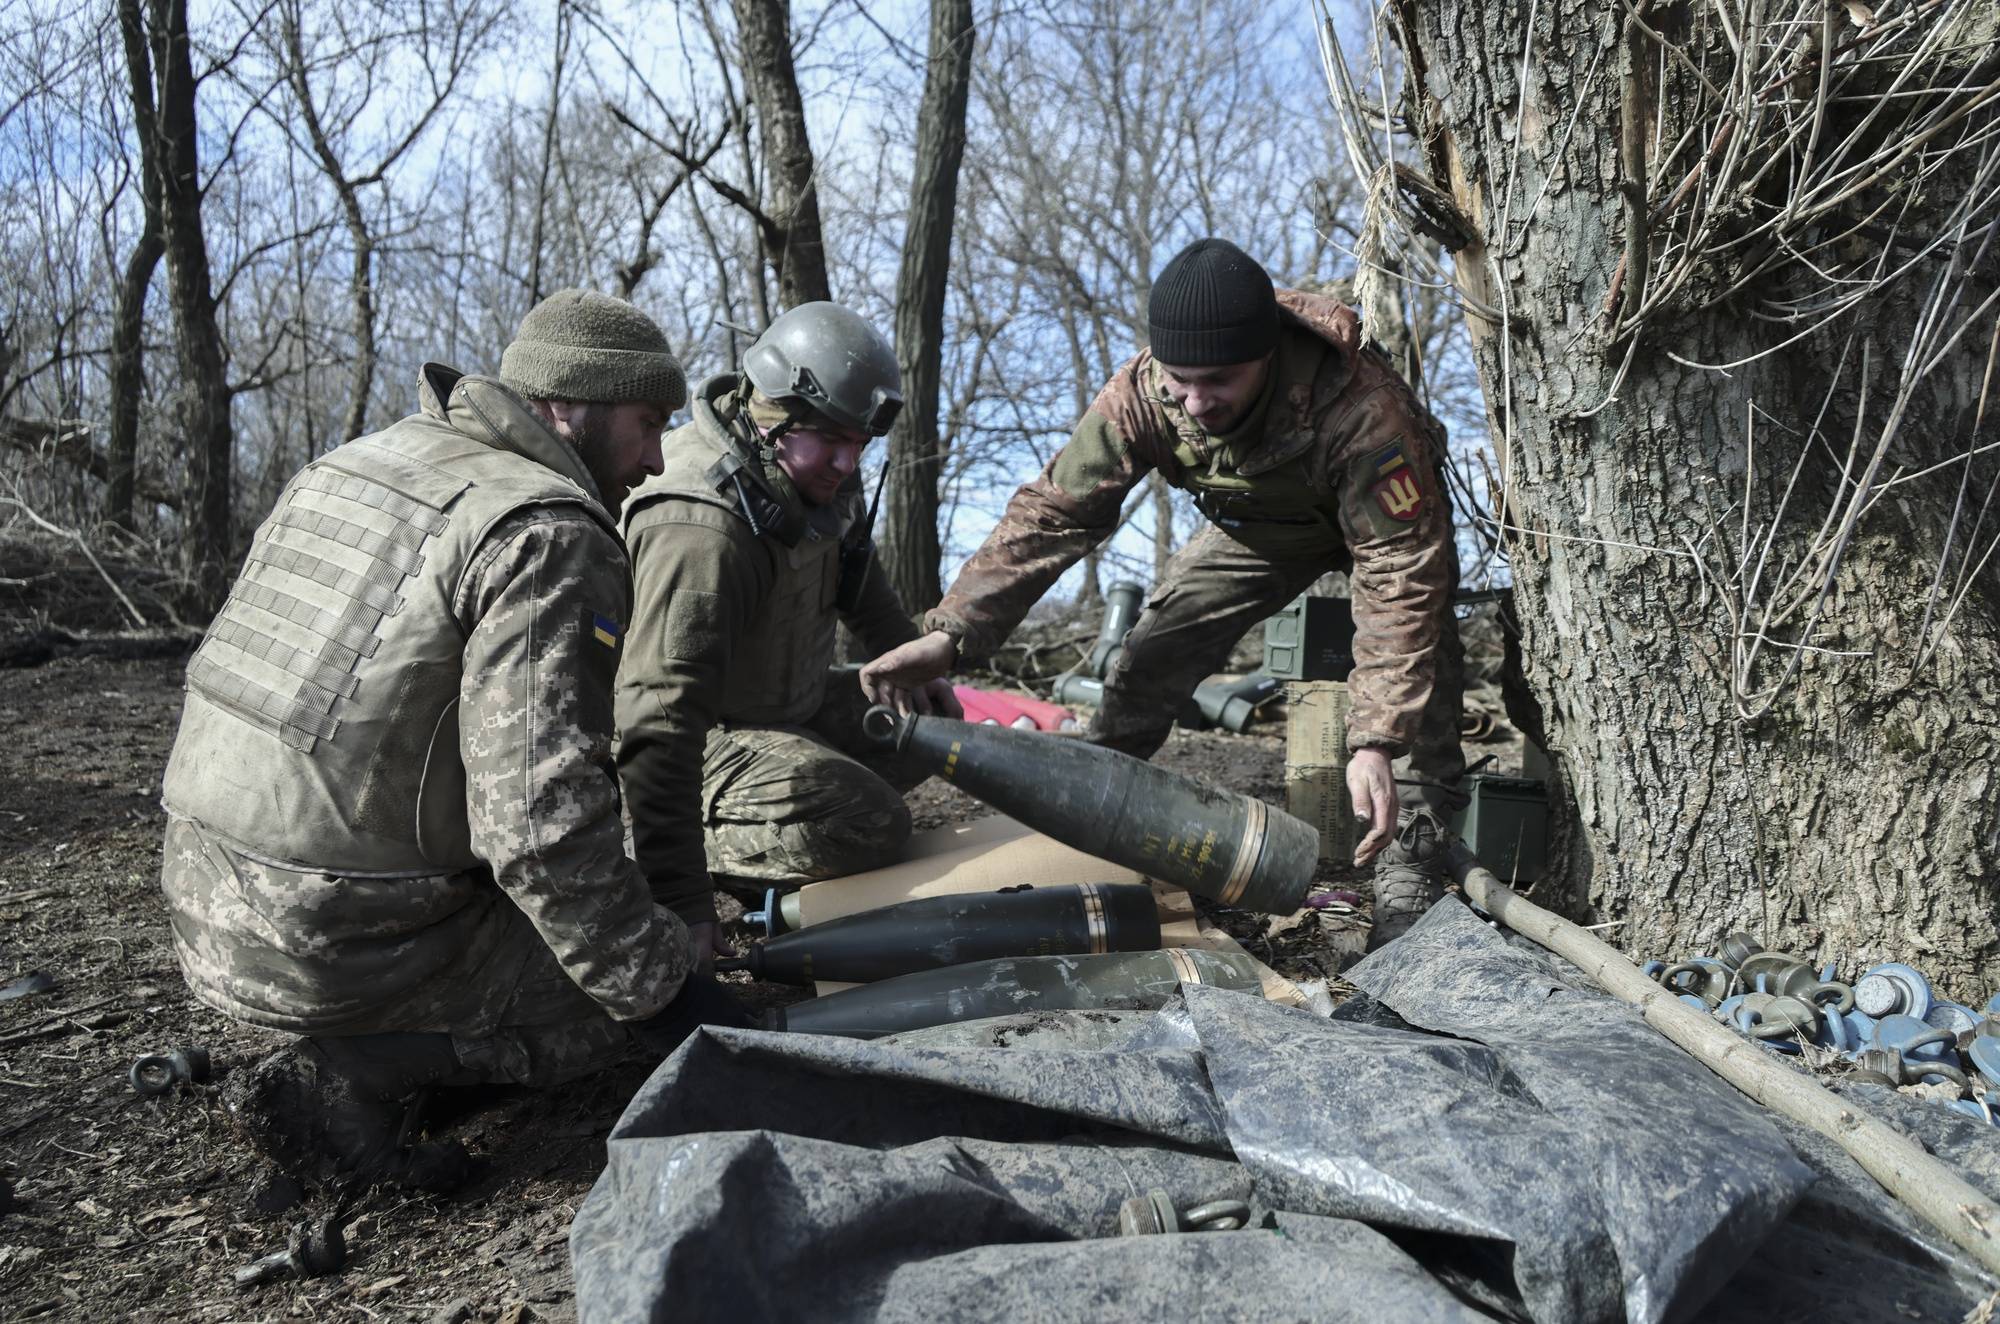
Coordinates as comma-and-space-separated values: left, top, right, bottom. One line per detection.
1448, 844, 2000, 1281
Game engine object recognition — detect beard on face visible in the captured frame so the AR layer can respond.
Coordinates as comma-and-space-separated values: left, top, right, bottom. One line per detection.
565, 404, 627, 507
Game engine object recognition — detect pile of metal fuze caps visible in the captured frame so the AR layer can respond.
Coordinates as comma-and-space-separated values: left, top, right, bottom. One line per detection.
1644, 933, 2000, 1124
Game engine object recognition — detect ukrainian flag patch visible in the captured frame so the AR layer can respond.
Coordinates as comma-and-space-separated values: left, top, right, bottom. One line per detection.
592, 613, 622, 648
1368, 439, 1424, 521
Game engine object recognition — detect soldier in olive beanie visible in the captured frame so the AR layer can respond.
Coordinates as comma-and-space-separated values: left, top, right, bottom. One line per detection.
1146, 238, 1281, 367
501, 288, 688, 411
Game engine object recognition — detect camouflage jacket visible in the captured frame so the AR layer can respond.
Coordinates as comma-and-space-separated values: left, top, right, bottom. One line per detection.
616, 377, 918, 925
923, 290, 1456, 756
160, 366, 688, 1034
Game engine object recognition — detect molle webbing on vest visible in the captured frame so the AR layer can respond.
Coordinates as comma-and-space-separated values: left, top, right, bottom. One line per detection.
185, 654, 343, 751
245, 540, 406, 618
184, 459, 455, 753
226, 580, 384, 666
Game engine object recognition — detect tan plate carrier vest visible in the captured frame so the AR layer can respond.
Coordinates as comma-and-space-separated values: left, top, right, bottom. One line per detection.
162, 390, 613, 875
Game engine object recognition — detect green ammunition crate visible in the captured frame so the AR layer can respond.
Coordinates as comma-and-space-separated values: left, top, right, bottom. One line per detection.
1262, 595, 1355, 681
1450, 775, 1549, 883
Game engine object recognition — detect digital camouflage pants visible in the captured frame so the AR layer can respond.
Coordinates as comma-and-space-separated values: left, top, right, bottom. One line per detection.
700, 674, 931, 884
1092, 524, 1470, 816
161, 818, 640, 1090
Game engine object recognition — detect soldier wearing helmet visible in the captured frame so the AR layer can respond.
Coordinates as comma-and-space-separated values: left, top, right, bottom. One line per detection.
616, 302, 957, 960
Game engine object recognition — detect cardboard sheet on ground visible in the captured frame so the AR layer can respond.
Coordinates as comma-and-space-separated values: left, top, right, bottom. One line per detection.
573, 900, 1997, 1322
789, 815, 1145, 928
796, 815, 1304, 1006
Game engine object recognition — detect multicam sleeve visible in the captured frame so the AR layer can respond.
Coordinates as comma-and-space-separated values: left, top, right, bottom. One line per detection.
457, 507, 689, 1021
1332, 370, 1458, 757
923, 360, 1162, 662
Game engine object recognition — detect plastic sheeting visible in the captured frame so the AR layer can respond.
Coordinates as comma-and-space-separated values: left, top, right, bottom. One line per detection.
572, 900, 2000, 1323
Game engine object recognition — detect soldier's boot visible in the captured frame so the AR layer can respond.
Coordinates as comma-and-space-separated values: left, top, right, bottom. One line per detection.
1364, 808, 1458, 953
222, 1033, 474, 1193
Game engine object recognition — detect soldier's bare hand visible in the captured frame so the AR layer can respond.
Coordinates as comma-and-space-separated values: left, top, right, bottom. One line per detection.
687, 921, 734, 976
917, 677, 963, 718
1347, 747, 1400, 866
859, 631, 958, 714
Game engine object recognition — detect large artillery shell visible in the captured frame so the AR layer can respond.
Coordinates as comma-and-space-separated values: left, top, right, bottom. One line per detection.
863, 708, 1318, 915
762, 947, 1264, 1037
1192, 673, 1280, 733
731, 883, 1161, 985
1087, 581, 1146, 677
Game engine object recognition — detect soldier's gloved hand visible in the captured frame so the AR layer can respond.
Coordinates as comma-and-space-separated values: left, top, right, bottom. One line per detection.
628, 976, 753, 1059
687, 921, 735, 976
859, 631, 958, 714
1346, 747, 1400, 866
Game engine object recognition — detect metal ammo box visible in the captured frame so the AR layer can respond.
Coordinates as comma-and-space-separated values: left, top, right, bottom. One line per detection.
1450, 774, 1550, 882
1262, 595, 1355, 681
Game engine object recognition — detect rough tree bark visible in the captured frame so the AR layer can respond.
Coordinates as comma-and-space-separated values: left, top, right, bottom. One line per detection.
1393, 1, 2000, 987
883, 0, 974, 613
109, 0, 167, 533
138, 0, 234, 605
730, 0, 831, 307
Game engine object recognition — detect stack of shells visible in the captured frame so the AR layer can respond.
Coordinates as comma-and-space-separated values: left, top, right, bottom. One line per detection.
1641, 934, 2000, 1127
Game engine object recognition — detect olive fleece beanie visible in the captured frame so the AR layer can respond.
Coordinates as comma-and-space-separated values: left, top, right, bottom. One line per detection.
499, 289, 688, 410
1146, 238, 1281, 367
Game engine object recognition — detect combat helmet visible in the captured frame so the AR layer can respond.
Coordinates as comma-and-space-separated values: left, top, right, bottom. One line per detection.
742, 302, 904, 437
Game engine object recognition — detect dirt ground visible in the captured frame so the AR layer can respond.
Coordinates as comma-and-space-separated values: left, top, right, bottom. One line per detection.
0, 647, 1374, 1322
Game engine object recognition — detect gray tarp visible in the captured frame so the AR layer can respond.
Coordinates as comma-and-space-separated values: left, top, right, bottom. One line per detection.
571, 900, 2000, 1322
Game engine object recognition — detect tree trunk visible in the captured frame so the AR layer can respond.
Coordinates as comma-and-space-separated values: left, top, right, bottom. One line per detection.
283, 12, 376, 444
144, 0, 234, 605
883, 0, 974, 614
1396, 1, 2000, 987
528, 2, 568, 305
730, 0, 831, 307
338, 211, 376, 444
109, 0, 166, 533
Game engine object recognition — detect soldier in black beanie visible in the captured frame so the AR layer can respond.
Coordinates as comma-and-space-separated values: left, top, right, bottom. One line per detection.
1146, 237, 1281, 368
862, 237, 1471, 951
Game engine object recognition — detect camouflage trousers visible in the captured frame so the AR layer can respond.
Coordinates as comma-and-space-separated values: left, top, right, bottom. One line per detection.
162, 818, 638, 1090
1094, 523, 1470, 815
701, 674, 929, 883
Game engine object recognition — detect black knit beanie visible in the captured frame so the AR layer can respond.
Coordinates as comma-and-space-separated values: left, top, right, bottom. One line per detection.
1146, 238, 1280, 367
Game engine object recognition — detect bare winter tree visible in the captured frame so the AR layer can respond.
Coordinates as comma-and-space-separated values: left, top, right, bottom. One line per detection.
1325, 1, 2000, 983
881, 0, 974, 612
128, 0, 234, 603
271, 0, 498, 441
109, 0, 168, 531
728, 0, 832, 307
944, 0, 1342, 598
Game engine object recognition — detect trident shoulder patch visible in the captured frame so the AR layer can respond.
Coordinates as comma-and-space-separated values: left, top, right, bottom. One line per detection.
1368, 441, 1425, 522
592, 613, 622, 648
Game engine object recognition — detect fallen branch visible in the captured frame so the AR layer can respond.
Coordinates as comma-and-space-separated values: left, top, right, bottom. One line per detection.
0, 493, 148, 628
1449, 843, 2000, 1281
0, 417, 180, 511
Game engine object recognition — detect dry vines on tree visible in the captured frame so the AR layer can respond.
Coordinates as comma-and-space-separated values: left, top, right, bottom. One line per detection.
1321, 0, 2000, 721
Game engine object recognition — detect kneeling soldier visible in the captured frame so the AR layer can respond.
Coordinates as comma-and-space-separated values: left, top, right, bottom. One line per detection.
158, 291, 744, 1190
616, 303, 957, 962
